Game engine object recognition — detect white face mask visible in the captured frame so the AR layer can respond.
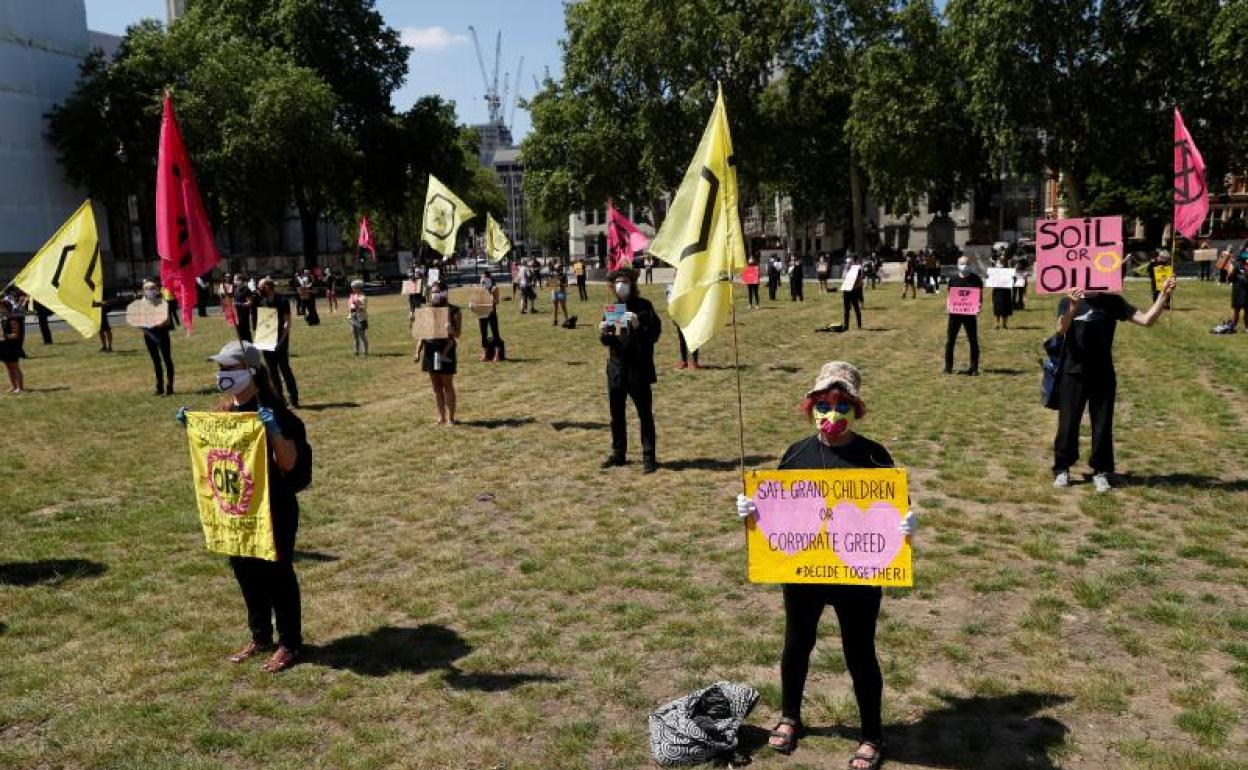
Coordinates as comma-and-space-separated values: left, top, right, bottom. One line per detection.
431, 291, 448, 304
216, 369, 253, 394
614, 282, 631, 300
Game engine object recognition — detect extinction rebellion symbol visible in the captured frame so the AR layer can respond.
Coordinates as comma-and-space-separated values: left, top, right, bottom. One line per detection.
425, 194, 456, 239
679, 166, 719, 261
205, 448, 255, 517
1174, 138, 1205, 205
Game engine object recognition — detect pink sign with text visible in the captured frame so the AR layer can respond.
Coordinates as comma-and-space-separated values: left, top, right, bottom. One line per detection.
1034, 216, 1123, 294
946, 286, 981, 316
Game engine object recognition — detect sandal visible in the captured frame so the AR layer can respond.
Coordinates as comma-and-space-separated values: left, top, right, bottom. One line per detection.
767, 716, 803, 754
848, 740, 885, 770
228, 640, 272, 664
260, 645, 299, 673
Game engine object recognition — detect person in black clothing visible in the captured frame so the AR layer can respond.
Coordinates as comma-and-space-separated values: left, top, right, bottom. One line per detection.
901, 252, 918, 299
139, 280, 175, 395
1147, 251, 1172, 306
788, 256, 804, 301
257, 278, 299, 407
177, 340, 311, 673
1053, 278, 1174, 492
1, 296, 24, 393
575, 259, 589, 301
841, 257, 864, 330
599, 268, 662, 473
34, 301, 53, 344
735, 361, 915, 770
98, 295, 113, 352
418, 280, 462, 424
767, 256, 782, 301
196, 275, 210, 318
944, 256, 983, 375
233, 275, 254, 342
477, 271, 504, 362
991, 253, 1013, 330
1229, 254, 1248, 331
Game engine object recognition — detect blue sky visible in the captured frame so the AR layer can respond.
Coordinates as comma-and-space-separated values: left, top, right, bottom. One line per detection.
82, 0, 566, 139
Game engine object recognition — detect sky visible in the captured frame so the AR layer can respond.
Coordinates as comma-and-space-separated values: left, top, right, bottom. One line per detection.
82, 0, 566, 140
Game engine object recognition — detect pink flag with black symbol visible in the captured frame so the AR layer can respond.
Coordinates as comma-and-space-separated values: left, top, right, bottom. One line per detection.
606, 201, 648, 272
1174, 108, 1209, 240
358, 215, 376, 259
156, 93, 220, 330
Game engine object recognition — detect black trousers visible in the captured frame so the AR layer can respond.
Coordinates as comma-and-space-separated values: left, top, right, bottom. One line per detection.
842, 290, 862, 328
478, 311, 501, 348
168, 300, 180, 327
577, 277, 588, 301
1053, 371, 1117, 474
781, 583, 882, 743
678, 330, 699, 364
768, 276, 780, 301
1012, 286, 1025, 310
944, 315, 979, 372
143, 331, 174, 388
263, 347, 299, 405
236, 321, 252, 342
37, 310, 53, 344
790, 279, 803, 301
608, 382, 656, 461
747, 284, 760, 307
229, 556, 302, 649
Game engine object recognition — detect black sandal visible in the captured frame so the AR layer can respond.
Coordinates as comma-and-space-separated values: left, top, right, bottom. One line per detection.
767, 716, 803, 754
848, 740, 885, 770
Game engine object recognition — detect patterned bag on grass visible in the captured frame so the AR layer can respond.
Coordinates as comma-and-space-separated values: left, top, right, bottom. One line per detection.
648, 681, 759, 766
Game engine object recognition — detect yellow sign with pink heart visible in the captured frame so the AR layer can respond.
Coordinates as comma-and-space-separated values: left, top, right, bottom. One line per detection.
745, 468, 911, 587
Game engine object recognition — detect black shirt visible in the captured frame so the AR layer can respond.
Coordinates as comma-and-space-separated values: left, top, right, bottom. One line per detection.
233, 286, 253, 328
231, 397, 310, 557
947, 273, 984, 291
258, 294, 293, 349
779, 434, 895, 472
599, 295, 662, 388
1056, 293, 1136, 376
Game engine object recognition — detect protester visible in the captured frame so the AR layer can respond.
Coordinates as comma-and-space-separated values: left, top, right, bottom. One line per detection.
841, 256, 864, 331
1, 297, 24, 394
816, 254, 830, 293
1229, 253, 1248, 331
1012, 256, 1028, 310
176, 340, 311, 673
788, 256, 805, 302
675, 327, 700, 370
644, 254, 656, 284
901, 251, 918, 300
477, 270, 504, 361
575, 258, 589, 301
195, 274, 210, 318
518, 260, 535, 314
599, 267, 661, 473
97, 297, 113, 352
735, 361, 914, 769
300, 270, 320, 325
34, 300, 54, 344
1147, 251, 1171, 305
9, 290, 28, 358
407, 266, 426, 318
991, 253, 1013, 330
233, 274, 254, 342
257, 278, 300, 408
162, 284, 180, 328
551, 261, 570, 327
944, 255, 982, 375
767, 255, 782, 301
137, 280, 176, 395
1052, 277, 1176, 492
417, 280, 461, 424
323, 267, 339, 313
746, 256, 761, 309
347, 280, 368, 356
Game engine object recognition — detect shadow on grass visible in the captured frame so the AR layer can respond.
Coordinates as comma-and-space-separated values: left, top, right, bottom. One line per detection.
298, 402, 361, 411
368, 353, 407, 358
19, 386, 71, 393
690, 363, 747, 371
663, 454, 773, 471
981, 367, 1026, 376
1113, 472, 1248, 491
458, 417, 536, 429
767, 364, 802, 373
565, 361, 587, 366
503, 358, 541, 363
309, 624, 561, 690
551, 420, 608, 431
293, 550, 339, 563
0, 559, 107, 587
739, 692, 1070, 769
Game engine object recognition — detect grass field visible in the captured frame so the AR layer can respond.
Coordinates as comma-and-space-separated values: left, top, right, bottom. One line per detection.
2, 278, 1246, 770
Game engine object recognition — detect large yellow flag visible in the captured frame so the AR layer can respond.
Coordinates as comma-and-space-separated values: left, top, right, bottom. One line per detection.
422, 174, 475, 257
485, 212, 511, 261
649, 85, 745, 353
185, 412, 276, 561
13, 200, 103, 337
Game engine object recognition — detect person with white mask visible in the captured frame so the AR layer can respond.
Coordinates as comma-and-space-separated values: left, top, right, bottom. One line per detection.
139, 279, 175, 395
599, 268, 662, 473
944, 255, 983, 376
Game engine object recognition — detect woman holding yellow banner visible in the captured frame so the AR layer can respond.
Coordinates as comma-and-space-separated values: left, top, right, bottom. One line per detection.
735, 362, 915, 769
176, 340, 312, 673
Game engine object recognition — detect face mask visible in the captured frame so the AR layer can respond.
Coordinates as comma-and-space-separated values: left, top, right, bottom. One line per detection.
216, 369, 253, 395
431, 291, 447, 304
812, 399, 855, 440
615, 282, 632, 300
483, 278, 494, 287
144, 289, 158, 300
958, 264, 970, 275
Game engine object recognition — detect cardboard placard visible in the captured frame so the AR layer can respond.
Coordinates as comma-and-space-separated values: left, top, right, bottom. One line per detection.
411, 306, 452, 340
985, 268, 1015, 289
741, 265, 760, 285
125, 298, 168, 328
253, 307, 279, 351
401, 280, 420, 295
745, 468, 912, 587
840, 265, 861, 292
1035, 216, 1123, 294
467, 288, 496, 317
947, 286, 982, 316
1194, 248, 1217, 263
1152, 264, 1174, 290
427, 268, 441, 286
573, 261, 585, 276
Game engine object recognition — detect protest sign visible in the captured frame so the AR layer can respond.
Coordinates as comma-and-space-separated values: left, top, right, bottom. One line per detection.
741, 265, 760, 285
1034, 216, 1123, 294
1152, 264, 1174, 290
427, 268, 441, 286
253, 307, 279, 351
410, 306, 452, 340
947, 286, 982, 315
985, 267, 1015, 289
840, 265, 861, 292
467, 288, 496, 317
401, 280, 420, 295
125, 298, 168, 328
1193, 248, 1217, 262
745, 468, 911, 587
185, 412, 275, 561
604, 303, 628, 328
573, 261, 585, 276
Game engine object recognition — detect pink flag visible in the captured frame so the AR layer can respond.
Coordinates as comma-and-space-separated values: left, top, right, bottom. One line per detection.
606, 201, 648, 272
1174, 108, 1209, 240
156, 93, 220, 330
358, 215, 376, 259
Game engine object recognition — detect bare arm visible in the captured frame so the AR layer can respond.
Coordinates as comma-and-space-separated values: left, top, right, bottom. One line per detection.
1131, 277, 1176, 327
1057, 288, 1083, 336
270, 433, 297, 472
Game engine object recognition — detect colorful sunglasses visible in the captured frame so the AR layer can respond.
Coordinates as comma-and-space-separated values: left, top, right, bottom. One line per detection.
813, 400, 852, 415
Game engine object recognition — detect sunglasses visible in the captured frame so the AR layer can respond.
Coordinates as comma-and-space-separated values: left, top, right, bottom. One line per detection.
813, 400, 852, 415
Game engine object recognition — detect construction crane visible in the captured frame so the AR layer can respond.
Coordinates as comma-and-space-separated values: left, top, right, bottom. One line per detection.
506, 57, 523, 133
466, 25, 502, 126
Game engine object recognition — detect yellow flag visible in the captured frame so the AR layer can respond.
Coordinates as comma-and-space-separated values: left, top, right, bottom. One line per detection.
422, 174, 475, 257
186, 412, 276, 561
649, 85, 745, 353
485, 212, 511, 261
13, 200, 103, 337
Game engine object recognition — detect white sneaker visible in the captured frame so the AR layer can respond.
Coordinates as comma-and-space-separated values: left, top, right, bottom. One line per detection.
1093, 473, 1112, 493
1053, 470, 1070, 488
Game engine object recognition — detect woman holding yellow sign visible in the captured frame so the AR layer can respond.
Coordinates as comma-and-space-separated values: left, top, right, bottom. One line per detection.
735, 361, 914, 770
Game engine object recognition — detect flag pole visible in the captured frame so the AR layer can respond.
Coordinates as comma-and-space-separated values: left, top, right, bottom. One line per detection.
729, 274, 747, 495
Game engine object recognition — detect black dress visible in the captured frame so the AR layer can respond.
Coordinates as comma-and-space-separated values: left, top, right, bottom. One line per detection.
0, 316, 19, 363
992, 287, 1013, 318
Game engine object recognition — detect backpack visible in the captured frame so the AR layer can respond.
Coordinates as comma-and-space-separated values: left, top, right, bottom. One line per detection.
1041, 333, 1065, 410
649, 682, 758, 766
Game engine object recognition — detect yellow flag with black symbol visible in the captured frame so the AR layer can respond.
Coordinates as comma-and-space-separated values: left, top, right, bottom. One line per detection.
422, 174, 475, 257
649, 85, 745, 353
13, 200, 103, 337
185, 412, 275, 561
485, 212, 511, 261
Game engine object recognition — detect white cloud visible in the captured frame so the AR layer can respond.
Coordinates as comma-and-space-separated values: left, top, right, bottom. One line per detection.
401, 26, 468, 52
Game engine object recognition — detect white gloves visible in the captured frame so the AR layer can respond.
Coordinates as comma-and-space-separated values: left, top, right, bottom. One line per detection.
599, 321, 613, 333
736, 493, 757, 519
623, 311, 639, 329
900, 511, 917, 537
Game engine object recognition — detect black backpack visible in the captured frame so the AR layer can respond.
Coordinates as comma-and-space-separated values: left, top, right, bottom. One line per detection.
1041, 333, 1065, 410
